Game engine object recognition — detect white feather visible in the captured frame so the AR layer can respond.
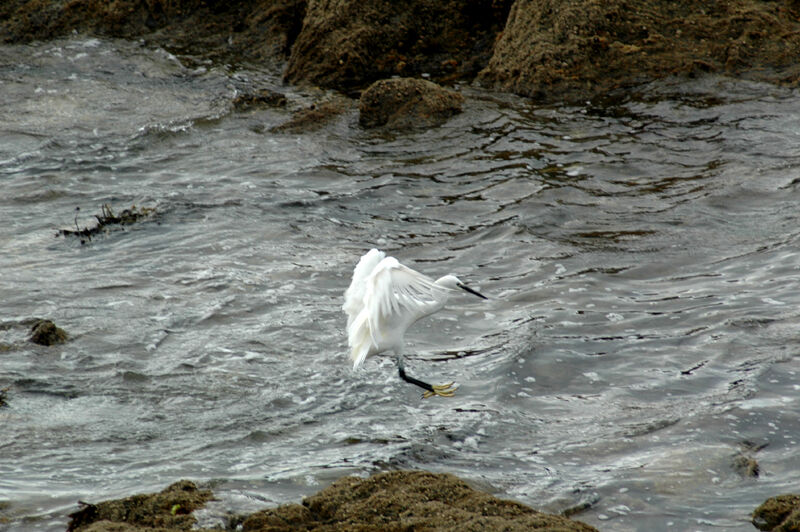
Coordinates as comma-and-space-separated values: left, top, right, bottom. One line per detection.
343, 250, 454, 369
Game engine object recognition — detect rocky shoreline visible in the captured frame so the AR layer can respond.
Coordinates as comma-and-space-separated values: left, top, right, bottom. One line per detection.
60, 473, 800, 531
3, 0, 800, 103
66, 472, 599, 532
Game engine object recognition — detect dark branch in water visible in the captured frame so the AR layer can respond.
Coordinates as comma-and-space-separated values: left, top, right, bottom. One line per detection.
58, 204, 156, 245
680, 359, 708, 375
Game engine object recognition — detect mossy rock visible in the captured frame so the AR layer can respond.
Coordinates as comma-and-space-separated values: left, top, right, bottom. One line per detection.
29, 319, 68, 346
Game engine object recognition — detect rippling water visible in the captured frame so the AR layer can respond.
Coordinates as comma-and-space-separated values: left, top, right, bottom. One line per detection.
2, 37, 800, 531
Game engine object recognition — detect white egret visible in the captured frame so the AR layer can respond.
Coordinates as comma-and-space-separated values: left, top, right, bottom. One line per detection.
343, 248, 487, 398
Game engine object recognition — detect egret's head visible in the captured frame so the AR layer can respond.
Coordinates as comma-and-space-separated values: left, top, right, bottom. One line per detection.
435, 275, 488, 299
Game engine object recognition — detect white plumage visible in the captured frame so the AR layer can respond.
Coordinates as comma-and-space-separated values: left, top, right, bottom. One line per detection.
342, 248, 487, 398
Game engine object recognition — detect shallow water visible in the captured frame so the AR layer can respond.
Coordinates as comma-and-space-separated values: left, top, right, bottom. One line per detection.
2, 37, 800, 531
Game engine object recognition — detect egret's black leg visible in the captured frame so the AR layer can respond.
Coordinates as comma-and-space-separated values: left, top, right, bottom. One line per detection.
398, 365, 435, 394
395, 355, 457, 398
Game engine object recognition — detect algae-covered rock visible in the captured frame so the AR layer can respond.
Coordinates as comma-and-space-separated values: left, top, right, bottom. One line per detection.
284, 0, 511, 92
243, 470, 597, 531
67, 480, 213, 532
753, 494, 800, 531
67, 473, 596, 532
479, 0, 800, 101
29, 319, 68, 346
359, 77, 463, 129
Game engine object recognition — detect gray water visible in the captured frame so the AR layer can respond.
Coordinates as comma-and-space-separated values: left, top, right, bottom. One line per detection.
2, 37, 800, 531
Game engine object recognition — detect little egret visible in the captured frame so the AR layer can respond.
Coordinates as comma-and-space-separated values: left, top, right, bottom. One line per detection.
343, 248, 487, 398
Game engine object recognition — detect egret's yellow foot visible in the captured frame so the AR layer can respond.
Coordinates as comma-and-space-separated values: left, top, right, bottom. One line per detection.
422, 382, 457, 399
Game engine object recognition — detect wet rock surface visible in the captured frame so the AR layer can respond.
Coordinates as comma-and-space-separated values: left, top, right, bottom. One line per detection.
232, 88, 288, 111
752, 494, 800, 532
270, 94, 351, 133
359, 77, 464, 129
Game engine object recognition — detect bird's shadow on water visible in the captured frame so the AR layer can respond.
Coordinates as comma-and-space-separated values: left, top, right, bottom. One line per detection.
424, 345, 498, 361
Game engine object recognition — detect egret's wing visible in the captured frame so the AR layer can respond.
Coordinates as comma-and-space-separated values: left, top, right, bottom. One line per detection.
363, 257, 448, 346
343, 248, 385, 328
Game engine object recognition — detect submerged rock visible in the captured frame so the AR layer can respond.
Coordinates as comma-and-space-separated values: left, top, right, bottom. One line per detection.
270, 96, 351, 133
233, 88, 288, 111
752, 494, 800, 531
29, 319, 68, 346
359, 78, 463, 129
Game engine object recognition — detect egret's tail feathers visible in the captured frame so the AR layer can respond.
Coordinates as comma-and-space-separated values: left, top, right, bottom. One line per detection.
343, 249, 385, 323
352, 346, 369, 370
348, 311, 373, 369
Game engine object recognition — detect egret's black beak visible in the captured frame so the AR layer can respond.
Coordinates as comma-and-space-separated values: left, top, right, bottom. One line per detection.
457, 282, 488, 300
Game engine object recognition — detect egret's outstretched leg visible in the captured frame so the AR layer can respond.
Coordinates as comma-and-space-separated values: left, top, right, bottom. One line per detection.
395, 355, 457, 398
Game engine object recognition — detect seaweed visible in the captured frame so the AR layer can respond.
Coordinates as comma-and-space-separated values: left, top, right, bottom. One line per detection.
58, 204, 156, 244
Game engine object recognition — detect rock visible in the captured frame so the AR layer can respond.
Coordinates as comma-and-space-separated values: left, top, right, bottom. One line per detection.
5, 1, 800, 102
359, 78, 463, 129
270, 96, 350, 133
233, 88, 288, 111
753, 494, 800, 531
66, 472, 595, 532
243, 470, 597, 531
29, 319, 68, 346
67, 480, 213, 532
284, 0, 511, 93
0, 0, 305, 70
479, 0, 800, 101
732, 453, 759, 478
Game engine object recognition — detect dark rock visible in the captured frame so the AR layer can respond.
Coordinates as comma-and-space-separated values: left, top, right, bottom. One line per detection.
29, 319, 68, 346
359, 77, 463, 129
753, 494, 800, 531
233, 88, 288, 111
284, 0, 511, 92
0, 0, 305, 71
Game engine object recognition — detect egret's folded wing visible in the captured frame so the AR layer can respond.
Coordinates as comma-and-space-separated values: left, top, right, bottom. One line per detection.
343, 248, 385, 327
